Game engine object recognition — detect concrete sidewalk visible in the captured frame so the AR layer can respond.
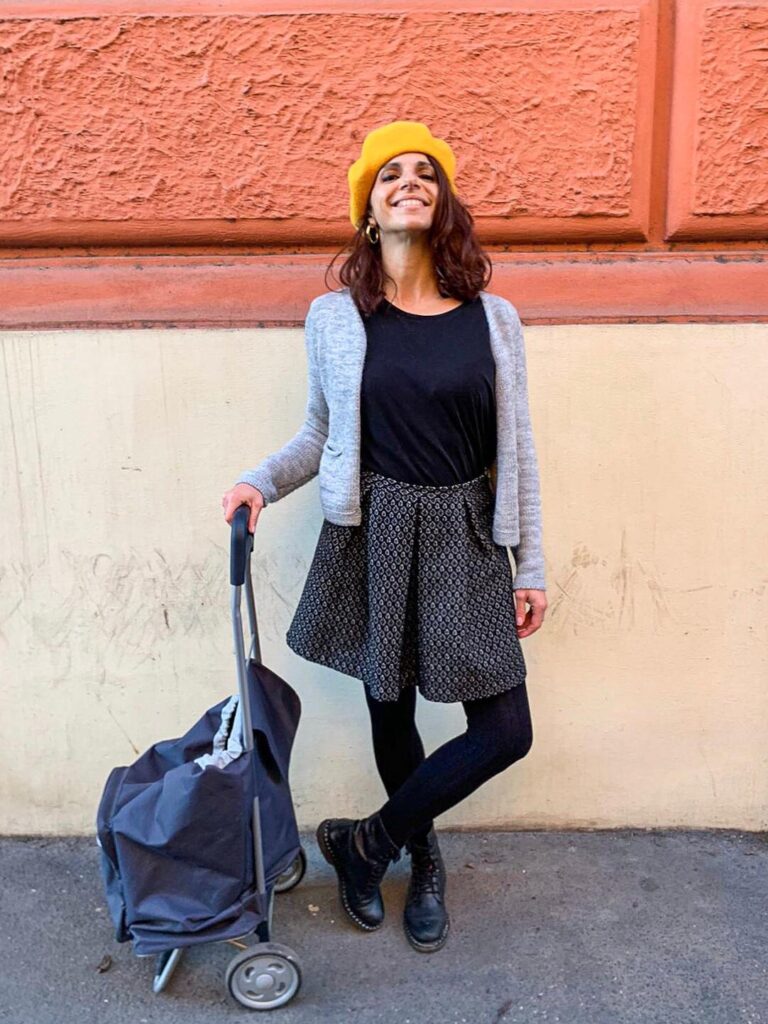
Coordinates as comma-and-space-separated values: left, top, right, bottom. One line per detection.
1, 829, 765, 1024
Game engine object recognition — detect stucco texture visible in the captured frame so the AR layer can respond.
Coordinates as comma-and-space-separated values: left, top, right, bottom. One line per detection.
695, 4, 768, 216
0, 9, 643, 223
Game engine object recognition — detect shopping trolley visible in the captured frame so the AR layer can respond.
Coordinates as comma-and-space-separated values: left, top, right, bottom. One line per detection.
96, 504, 306, 1009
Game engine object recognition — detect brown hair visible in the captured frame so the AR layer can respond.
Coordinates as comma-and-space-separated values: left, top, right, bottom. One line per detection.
324, 154, 493, 318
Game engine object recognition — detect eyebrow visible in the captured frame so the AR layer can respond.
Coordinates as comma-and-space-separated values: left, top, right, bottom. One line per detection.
381, 160, 433, 172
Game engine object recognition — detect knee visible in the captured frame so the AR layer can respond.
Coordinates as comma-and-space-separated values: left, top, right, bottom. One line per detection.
474, 712, 533, 774
491, 719, 533, 771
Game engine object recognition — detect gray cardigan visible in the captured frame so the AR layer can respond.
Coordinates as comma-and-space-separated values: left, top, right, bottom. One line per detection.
237, 287, 546, 591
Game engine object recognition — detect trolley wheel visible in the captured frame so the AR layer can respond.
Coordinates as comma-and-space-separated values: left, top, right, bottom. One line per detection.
152, 947, 184, 994
273, 848, 307, 893
225, 942, 302, 1010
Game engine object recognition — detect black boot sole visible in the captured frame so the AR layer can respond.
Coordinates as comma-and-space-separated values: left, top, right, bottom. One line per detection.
316, 819, 384, 932
403, 912, 451, 952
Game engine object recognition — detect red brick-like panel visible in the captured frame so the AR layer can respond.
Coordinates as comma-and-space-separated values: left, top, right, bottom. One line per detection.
666, 0, 768, 241
0, 2, 655, 247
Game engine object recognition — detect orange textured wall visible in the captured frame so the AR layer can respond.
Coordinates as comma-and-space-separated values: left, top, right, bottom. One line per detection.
0, 0, 766, 324
0, 1, 657, 245
667, 1, 768, 239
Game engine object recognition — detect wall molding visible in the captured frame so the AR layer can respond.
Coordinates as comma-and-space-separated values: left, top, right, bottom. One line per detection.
1, 253, 765, 328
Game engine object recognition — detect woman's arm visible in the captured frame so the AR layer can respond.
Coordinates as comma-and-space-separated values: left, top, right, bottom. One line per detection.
508, 307, 546, 592
235, 302, 329, 505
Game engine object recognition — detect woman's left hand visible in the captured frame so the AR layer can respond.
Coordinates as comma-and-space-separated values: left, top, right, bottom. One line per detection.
514, 589, 547, 638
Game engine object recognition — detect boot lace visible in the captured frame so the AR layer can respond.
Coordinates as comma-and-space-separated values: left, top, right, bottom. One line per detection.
411, 852, 442, 896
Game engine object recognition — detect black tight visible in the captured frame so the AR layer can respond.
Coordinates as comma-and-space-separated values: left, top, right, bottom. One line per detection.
363, 681, 533, 849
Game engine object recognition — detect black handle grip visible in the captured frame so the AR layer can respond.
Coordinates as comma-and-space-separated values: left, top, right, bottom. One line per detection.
230, 504, 253, 586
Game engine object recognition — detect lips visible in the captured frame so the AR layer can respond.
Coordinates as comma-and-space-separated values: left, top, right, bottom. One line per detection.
392, 199, 427, 207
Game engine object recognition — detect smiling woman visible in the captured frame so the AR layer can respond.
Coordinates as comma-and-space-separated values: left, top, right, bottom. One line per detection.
226, 119, 547, 955
328, 120, 490, 318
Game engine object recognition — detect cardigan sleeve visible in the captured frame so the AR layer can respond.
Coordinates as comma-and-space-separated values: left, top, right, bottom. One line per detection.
235, 301, 329, 505
508, 307, 547, 591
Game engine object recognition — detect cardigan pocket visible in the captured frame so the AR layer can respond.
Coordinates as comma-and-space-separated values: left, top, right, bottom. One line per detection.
319, 441, 345, 510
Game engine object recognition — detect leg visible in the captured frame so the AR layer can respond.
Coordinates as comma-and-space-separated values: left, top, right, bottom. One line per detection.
376, 680, 534, 848
376, 680, 532, 952
363, 684, 433, 844
314, 686, 428, 932
317, 682, 532, 936
313, 686, 430, 932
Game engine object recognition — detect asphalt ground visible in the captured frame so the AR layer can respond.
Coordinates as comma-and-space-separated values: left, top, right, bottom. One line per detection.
0, 829, 765, 1024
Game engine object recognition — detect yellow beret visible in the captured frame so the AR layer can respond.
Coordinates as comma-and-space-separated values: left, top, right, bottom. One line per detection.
348, 120, 458, 229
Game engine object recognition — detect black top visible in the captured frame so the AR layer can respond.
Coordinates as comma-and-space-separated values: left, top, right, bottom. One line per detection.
360, 296, 497, 486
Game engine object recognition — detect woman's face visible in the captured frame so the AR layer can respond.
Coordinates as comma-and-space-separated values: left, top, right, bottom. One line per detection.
366, 151, 440, 235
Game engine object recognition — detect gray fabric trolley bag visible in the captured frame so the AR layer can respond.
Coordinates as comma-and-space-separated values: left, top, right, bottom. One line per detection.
96, 505, 306, 1010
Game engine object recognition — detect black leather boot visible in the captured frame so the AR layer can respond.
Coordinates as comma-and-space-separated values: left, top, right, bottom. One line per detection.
316, 812, 402, 931
403, 828, 450, 952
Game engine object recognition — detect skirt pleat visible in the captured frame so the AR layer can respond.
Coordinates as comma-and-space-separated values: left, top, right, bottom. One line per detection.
285, 468, 527, 703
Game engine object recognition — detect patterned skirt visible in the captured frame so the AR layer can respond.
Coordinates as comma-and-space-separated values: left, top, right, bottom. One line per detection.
285, 468, 527, 703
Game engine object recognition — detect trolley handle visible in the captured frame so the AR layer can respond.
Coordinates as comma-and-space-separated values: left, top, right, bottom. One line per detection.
230, 504, 253, 586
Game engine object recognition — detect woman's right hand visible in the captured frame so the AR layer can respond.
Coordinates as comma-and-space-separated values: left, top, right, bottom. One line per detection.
222, 483, 265, 533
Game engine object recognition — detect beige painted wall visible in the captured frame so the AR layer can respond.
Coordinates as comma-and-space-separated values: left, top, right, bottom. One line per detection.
1, 323, 766, 835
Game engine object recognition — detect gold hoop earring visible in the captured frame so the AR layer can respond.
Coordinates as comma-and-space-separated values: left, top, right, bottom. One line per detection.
365, 222, 380, 245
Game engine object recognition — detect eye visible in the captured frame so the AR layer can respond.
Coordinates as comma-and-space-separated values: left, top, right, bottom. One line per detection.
382, 172, 435, 182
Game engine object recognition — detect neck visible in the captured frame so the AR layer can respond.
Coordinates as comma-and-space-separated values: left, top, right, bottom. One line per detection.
379, 236, 442, 306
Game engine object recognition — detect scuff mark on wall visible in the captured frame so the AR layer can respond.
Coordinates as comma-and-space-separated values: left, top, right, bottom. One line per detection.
0, 542, 304, 680
546, 534, 730, 635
